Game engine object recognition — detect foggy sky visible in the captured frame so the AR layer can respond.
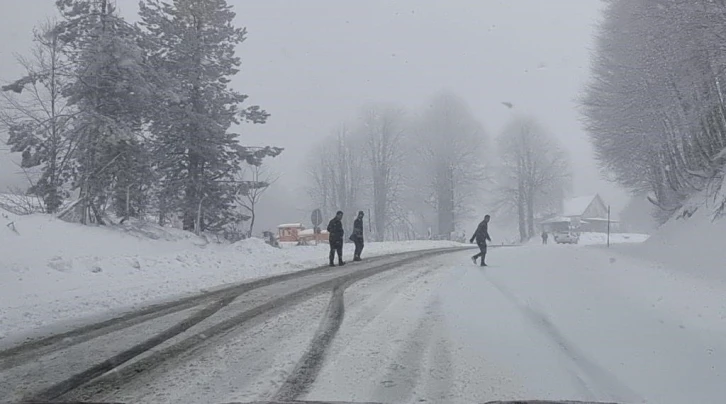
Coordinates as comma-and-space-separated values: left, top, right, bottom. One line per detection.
0, 0, 625, 228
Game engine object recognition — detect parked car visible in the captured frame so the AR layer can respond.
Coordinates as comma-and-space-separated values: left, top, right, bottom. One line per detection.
553, 231, 579, 244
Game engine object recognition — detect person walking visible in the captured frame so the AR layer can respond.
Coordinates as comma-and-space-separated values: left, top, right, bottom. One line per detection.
542, 230, 548, 245
470, 214, 492, 266
327, 211, 346, 267
349, 211, 365, 261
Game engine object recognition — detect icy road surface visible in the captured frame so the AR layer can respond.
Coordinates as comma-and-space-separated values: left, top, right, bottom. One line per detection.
20, 244, 726, 404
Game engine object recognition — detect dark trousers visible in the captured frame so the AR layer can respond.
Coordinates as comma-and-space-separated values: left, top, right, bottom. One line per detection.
353, 239, 364, 259
329, 239, 343, 264
472, 242, 487, 266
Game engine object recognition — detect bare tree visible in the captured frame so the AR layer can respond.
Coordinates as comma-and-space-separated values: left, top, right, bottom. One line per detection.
495, 116, 571, 242
236, 165, 279, 237
0, 186, 46, 215
411, 91, 489, 238
582, 0, 726, 220
1, 20, 76, 214
356, 103, 406, 241
305, 124, 368, 221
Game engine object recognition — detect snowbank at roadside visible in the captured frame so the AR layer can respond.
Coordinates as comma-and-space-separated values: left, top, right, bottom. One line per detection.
577, 232, 649, 245
617, 196, 726, 282
0, 209, 463, 343
524, 232, 649, 246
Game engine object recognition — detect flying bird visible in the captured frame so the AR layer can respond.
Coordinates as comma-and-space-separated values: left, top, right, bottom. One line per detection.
502, 102, 514, 109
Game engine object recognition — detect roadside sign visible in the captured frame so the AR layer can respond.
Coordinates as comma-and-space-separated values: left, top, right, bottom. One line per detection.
311, 208, 322, 227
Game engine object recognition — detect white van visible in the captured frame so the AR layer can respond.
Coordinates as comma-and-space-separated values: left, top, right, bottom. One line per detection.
553, 231, 579, 244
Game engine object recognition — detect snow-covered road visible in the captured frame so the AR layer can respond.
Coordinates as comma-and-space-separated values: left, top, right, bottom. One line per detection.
6, 243, 725, 404
307, 246, 726, 404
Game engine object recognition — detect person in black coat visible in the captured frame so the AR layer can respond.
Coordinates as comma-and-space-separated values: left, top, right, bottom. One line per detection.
470, 214, 492, 266
327, 211, 345, 266
349, 211, 365, 261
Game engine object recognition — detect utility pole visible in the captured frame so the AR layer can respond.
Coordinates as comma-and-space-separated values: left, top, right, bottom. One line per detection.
607, 205, 611, 248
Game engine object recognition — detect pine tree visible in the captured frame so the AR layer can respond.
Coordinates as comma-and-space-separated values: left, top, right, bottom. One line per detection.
110, 138, 154, 221
55, 0, 155, 224
139, 0, 280, 233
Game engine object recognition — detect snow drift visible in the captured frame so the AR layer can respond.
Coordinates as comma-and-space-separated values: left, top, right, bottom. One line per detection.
623, 193, 726, 282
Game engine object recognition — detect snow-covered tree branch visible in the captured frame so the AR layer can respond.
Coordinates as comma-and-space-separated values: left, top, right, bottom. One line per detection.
582, 0, 726, 221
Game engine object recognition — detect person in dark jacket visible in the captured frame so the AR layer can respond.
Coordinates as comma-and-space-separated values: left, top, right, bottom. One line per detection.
327, 211, 346, 266
541, 231, 548, 245
349, 211, 365, 261
470, 214, 492, 266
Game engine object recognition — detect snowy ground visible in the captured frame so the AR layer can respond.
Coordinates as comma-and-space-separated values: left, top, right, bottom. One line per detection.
577, 232, 649, 245
0, 209, 461, 343
83, 242, 726, 404
304, 247, 726, 404
526, 232, 649, 247
4, 204, 726, 403
611, 203, 726, 283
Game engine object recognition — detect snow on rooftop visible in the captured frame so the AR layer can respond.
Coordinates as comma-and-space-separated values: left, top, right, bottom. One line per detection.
540, 216, 571, 224
277, 223, 304, 228
581, 218, 618, 222
563, 195, 596, 217
298, 228, 328, 236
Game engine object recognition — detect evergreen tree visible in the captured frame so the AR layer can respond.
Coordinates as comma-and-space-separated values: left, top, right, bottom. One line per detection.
139, 0, 280, 233
55, 0, 155, 223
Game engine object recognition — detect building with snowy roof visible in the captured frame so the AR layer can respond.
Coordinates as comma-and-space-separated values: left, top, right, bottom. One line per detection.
540, 194, 618, 233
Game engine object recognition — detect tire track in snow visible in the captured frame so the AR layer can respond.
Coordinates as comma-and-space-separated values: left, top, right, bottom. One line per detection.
483, 272, 642, 404
299, 258, 461, 404
340, 263, 443, 338
46, 248, 465, 402
0, 293, 208, 371
272, 251, 460, 402
55, 280, 341, 402
272, 281, 348, 401
27, 294, 238, 401
0, 249, 435, 370
371, 297, 453, 404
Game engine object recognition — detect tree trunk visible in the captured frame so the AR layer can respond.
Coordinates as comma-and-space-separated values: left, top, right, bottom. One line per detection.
437, 165, 455, 238
248, 203, 256, 238
373, 179, 386, 241
526, 185, 536, 238
517, 199, 527, 242
517, 178, 527, 242
183, 153, 201, 231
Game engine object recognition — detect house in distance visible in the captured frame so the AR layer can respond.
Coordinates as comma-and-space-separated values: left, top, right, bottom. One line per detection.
540, 194, 617, 234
